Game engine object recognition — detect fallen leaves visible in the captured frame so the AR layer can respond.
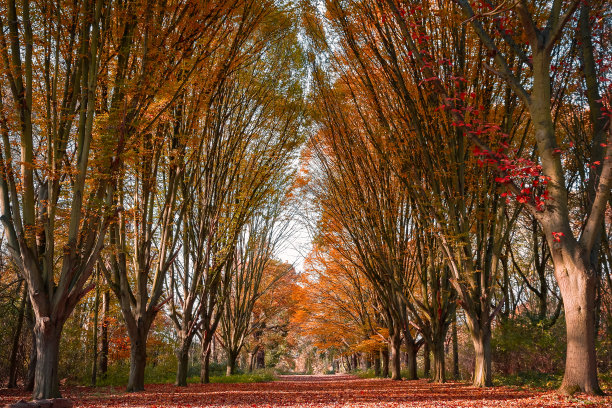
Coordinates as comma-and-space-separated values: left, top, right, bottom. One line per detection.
1, 375, 611, 408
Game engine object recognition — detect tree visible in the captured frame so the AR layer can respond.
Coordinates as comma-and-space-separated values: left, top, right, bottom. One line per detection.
451, 0, 611, 394
0, 0, 113, 398
219, 207, 292, 376
405, 223, 457, 383
97, 0, 241, 391
167, 0, 306, 385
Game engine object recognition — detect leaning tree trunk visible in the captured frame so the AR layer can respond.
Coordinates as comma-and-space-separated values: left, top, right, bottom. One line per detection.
32, 321, 63, 399
175, 337, 193, 386
471, 326, 492, 387
127, 331, 148, 392
554, 254, 601, 395
389, 328, 402, 380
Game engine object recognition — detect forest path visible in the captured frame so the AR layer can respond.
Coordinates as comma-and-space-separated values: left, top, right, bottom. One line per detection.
2, 376, 611, 407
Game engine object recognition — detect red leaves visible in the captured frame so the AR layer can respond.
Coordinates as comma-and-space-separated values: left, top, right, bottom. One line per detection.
552, 232, 565, 242
3, 377, 611, 407
495, 176, 510, 184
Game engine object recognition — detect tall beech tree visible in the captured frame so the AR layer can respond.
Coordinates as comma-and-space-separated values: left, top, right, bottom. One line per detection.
450, 0, 612, 394
405, 222, 456, 383
0, 0, 113, 398
165, 6, 260, 385
96, 0, 234, 392
166, 2, 306, 385
219, 203, 292, 376
101, 122, 187, 392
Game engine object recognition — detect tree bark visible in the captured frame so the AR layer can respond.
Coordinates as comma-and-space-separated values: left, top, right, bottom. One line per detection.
382, 347, 389, 378
127, 333, 147, 392
8, 281, 27, 388
100, 291, 109, 376
404, 340, 418, 380
256, 347, 265, 369
555, 257, 601, 395
201, 340, 212, 383
472, 328, 492, 387
374, 351, 381, 377
175, 337, 192, 386
91, 278, 100, 386
226, 350, 237, 376
25, 304, 36, 392
452, 314, 459, 380
32, 321, 62, 399
423, 342, 430, 378
432, 337, 446, 383
389, 328, 402, 380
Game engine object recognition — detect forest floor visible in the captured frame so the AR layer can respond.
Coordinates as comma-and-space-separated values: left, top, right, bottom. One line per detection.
2, 374, 612, 407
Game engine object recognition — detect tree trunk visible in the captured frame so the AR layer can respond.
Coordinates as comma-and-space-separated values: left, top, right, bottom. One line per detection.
26, 331, 36, 391
8, 281, 27, 388
25, 299, 36, 392
100, 291, 109, 376
404, 340, 418, 380
256, 347, 265, 369
382, 347, 389, 378
432, 337, 446, 383
249, 349, 256, 372
390, 329, 402, 380
452, 314, 459, 380
374, 351, 381, 377
226, 350, 237, 376
175, 337, 192, 386
91, 279, 100, 387
201, 341, 212, 383
472, 328, 492, 387
423, 342, 430, 378
32, 322, 62, 399
211, 335, 218, 364
529, 38, 604, 394
127, 334, 147, 392
556, 259, 602, 395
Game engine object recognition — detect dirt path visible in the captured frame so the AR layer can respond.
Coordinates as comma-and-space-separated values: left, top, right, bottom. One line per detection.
1, 375, 611, 407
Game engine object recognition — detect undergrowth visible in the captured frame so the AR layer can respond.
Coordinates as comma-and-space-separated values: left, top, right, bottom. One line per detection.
93, 363, 275, 387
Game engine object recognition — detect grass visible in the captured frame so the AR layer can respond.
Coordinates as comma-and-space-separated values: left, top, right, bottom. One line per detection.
495, 371, 612, 392
205, 371, 276, 384
354, 369, 378, 379
494, 371, 563, 390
